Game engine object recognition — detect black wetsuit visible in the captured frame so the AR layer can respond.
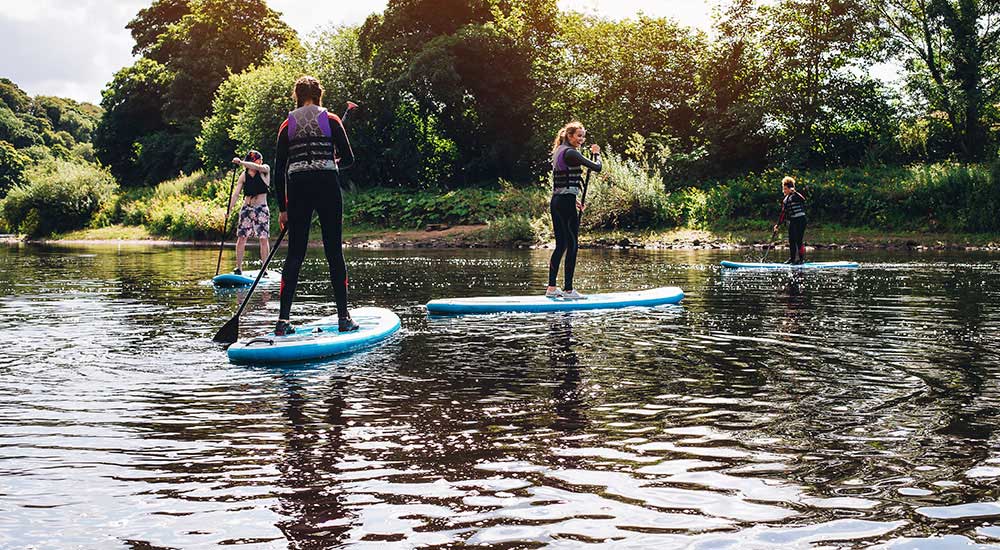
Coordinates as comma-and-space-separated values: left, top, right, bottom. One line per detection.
549, 146, 601, 290
274, 105, 355, 320
778, 191, 807, 262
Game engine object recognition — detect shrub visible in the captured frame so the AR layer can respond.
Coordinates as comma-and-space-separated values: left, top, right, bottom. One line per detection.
345, 187, 505, 228
479, 214, 537, 245
2, 160, 118, 237
146, 195, 227, 241
583, 149, 674, 230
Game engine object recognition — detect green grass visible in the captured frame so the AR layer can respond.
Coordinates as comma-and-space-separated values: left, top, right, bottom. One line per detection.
50, 224, 154, 241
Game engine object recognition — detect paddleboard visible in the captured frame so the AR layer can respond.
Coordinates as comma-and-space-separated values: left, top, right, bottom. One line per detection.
721, 260, 859, 269
212, 270, 280, 288
425, 286, 684, 315
227, 307, 401, 364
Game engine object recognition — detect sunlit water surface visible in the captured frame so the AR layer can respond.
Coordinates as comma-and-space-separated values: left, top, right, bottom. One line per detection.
1, 243, 999, 549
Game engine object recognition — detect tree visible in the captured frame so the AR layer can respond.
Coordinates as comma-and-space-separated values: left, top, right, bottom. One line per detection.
540, 12, 704, 179
138, 0, 297, 122
762, 0, 889, 167
93, 58, 187, 184
0, 140, 29, 197
872, 0, 1000, 161
0, 78, 32, 113
96, 0, 299, 185
696, 0, 772, 177
358, 0, 558, 186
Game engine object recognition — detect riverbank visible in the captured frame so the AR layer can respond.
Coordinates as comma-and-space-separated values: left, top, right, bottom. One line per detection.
5, 223, 1000, 251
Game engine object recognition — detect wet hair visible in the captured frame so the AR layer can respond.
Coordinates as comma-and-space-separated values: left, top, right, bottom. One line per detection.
552, 121, 585, 156
293, 75, 324, 108
782, 176, 796, 189
244, 150, 263, 163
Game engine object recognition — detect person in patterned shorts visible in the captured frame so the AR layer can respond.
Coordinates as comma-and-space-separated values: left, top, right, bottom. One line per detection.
228, 150, 271, 274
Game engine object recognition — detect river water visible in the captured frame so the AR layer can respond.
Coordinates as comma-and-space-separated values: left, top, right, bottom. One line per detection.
1, 243, 999, 549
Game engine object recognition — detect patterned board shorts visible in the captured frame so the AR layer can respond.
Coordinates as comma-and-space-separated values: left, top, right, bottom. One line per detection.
237, 204, 270, 238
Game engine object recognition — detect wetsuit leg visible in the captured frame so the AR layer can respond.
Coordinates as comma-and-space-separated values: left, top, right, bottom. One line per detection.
548, 195, 574, 287
279, 173, 316, 320
789, 217, 806, 262
564, 202, 581, 290
315, 172, 348, 317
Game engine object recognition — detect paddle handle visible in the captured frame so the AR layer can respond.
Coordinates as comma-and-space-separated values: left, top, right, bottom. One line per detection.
231, 226, 287, 321
215, 167, 238, 276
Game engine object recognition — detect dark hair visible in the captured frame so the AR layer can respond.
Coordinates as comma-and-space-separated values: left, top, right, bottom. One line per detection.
293, 76, 324, 108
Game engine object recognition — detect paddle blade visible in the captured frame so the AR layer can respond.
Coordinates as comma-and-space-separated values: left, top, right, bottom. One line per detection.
213, 316, 240, 345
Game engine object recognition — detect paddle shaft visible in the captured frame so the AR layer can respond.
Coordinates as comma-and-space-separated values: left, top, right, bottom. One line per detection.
579, 150, 595, 221
234, 227, 286, 319
215, 167, 238, 276
761, 228, 779, 262
213, 226, 287, 343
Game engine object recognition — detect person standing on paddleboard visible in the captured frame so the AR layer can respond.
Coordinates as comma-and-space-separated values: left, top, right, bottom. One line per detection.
547, 122, 601, 300
773, 176, 807, 265
228, 150, 271, 275
272, 75, 357, 336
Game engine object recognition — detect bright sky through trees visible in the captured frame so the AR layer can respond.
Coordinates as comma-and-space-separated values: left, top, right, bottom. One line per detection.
0, 0, 714, 103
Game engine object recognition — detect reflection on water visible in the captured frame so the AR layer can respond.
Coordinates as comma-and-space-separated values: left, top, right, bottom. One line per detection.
1, 243, 1000, 548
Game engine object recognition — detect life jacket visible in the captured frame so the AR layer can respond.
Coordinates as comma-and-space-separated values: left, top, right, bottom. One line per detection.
784, 191, 806, 218
552, 144, 584, 192
286, 104, 337, 175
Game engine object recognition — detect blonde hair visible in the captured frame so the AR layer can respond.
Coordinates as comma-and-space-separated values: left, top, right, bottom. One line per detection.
782, 176, 796, 188
552, 121, 584, 155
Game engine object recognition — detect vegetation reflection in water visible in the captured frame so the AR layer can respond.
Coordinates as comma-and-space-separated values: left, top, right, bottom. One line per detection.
1, 244, 999, 549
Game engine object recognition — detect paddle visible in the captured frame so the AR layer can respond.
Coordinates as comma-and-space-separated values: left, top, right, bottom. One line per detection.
213, 226, 287, 345
760, 228, 779, 263
579, 149, 596, 219
214, 166, 238, 276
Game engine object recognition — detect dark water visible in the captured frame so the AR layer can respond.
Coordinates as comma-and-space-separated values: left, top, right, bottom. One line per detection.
2, 243, 1000, 549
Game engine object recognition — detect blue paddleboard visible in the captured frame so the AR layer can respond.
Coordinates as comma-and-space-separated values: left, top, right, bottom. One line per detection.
425, 287, 684, 315
212, 270, 280, 288
227, 307, 401, 364
721, 260, 859, 269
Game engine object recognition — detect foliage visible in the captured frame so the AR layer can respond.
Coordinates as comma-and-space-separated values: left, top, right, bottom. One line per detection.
1, 160, 118, 237
870, 0, 1000, 162
96, 0, 298, 187
108, 168, 239, 240
544, 13, 703, 164
0, 78, 101, 165
0, 140, 29, 197
131, 0, 297, 122
479, 215, 538, 245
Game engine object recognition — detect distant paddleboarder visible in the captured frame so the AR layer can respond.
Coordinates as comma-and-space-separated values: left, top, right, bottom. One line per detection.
272, 75, 357, 336
774, 176, 807, 265
228, 151, 271, 275
547, 122, 601, 300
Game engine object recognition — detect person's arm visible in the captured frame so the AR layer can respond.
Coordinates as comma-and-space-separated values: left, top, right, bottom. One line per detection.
774, 196, 788, 230
230, 173, 245, 210
274, 121, 289, 213
328, 112, 355, 170
563, 148, 601, 172
231, 158, 270, 175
